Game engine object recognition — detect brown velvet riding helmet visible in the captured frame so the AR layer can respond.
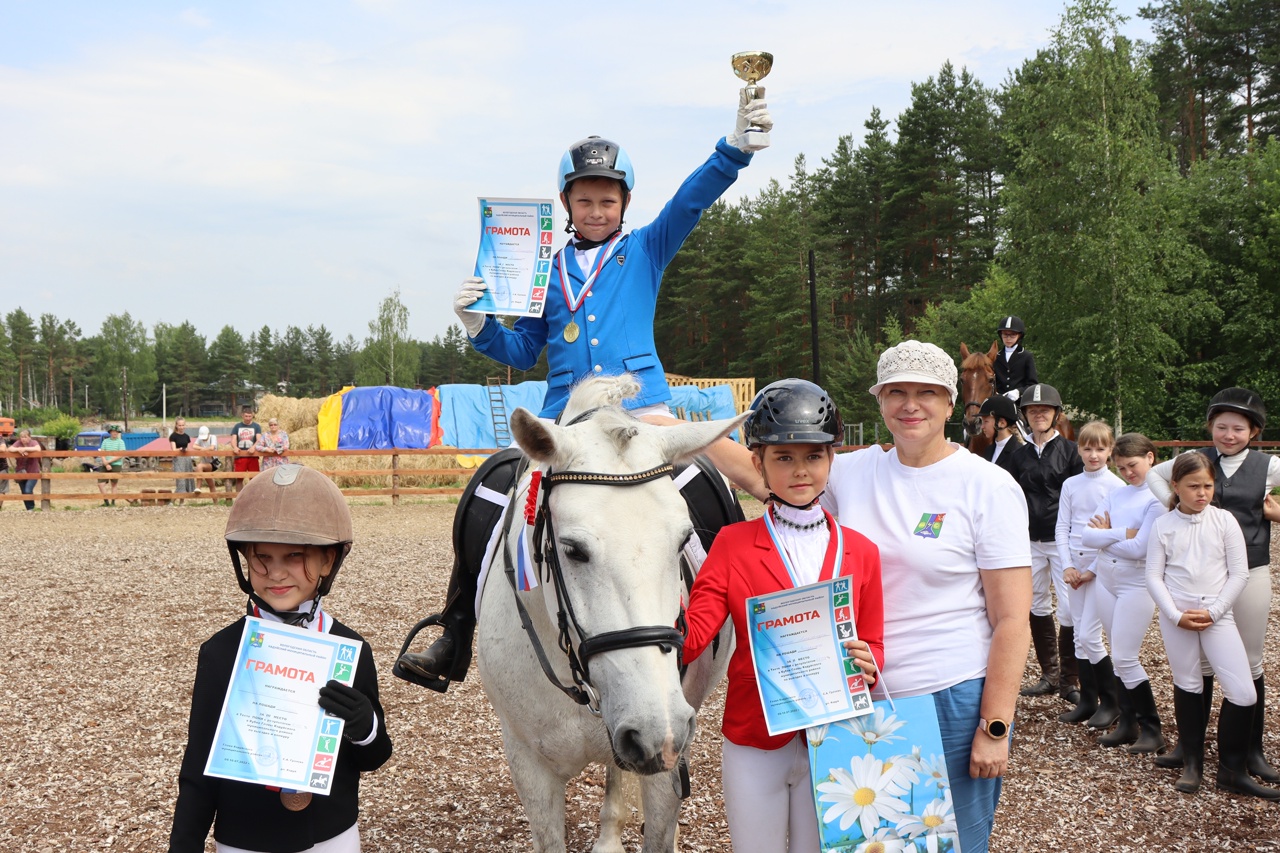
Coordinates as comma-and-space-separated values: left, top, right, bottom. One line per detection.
225, 464, 353, 598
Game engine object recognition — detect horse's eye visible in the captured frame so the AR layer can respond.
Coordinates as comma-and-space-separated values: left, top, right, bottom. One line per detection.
563, 542, 589, 563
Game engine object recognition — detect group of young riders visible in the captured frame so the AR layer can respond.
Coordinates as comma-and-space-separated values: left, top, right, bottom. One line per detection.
976, 318, 1280, 802
165, 85, 1278, 853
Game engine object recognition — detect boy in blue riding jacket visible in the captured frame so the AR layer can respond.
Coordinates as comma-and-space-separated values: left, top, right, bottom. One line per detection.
451, 90, 773, 419
396, 89, 774, 690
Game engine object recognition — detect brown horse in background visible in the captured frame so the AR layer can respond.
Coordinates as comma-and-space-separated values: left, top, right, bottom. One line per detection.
959, 342, 998, 456
959, 341, 1075, 456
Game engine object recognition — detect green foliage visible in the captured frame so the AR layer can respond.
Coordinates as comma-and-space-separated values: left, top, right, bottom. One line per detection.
39, 414, 83, 441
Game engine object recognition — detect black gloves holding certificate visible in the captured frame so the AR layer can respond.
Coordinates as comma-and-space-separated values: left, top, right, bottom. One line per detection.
318, 680, 375, 742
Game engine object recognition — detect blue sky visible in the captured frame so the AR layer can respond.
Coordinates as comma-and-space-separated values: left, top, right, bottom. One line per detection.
1, 1, 1154, 346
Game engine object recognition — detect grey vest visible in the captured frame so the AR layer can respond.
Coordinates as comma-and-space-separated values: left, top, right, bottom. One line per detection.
1204, 448, 1272, 568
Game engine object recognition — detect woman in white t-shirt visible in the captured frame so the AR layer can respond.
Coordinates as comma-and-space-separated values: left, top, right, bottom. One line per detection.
822, 341, 1032, 853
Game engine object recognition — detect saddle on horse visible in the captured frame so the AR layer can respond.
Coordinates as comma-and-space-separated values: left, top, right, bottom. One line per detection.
393, 448, 744, 692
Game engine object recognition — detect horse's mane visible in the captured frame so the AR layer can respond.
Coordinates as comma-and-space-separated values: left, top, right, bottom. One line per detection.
961, 349, 993, 372
560, 374, 644, 451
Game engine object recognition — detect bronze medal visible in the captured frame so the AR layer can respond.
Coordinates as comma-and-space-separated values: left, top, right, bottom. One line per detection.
563, 321, 580, 343
280, 790, 312, 811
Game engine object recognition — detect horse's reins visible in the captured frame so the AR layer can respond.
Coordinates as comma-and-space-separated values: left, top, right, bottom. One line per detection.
502, 408, 687, 715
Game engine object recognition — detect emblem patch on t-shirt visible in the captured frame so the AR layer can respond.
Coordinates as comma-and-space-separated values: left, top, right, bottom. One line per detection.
913, 512, 946, 539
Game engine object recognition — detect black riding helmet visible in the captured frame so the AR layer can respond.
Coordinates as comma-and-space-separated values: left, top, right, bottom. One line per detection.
558, 136, 634, 237
1207, 387, 1266, 430
996, 315, 1026, 342
1019, 383, 1063, 410
979, 394, 1019, 427
745, 379, 844, 448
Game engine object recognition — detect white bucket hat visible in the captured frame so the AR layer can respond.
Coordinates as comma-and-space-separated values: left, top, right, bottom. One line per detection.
198, 426, 210, 439
868, 340, 958, 403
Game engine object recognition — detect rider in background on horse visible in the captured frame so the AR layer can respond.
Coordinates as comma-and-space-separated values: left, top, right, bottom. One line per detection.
397, 90, 774, 690
1006, 384, 1083, 707
994, 316, 1038, 439
168, 465, 392, 853
978, 394, 1023, 476
683, 379, 884, 853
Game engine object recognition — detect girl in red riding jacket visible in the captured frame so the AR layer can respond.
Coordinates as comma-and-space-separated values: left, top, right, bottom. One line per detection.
683, 379, 884, 853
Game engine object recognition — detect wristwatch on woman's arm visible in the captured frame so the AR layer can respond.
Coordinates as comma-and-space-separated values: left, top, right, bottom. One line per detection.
979, 717, 1010, 739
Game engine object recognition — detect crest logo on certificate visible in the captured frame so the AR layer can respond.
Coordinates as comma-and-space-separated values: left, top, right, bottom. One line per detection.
469, 196, 557, 318
745, 577, 875, 737
203, 617, 362, 796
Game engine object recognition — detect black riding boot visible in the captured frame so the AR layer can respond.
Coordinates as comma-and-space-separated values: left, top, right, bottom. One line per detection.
1099, 684, 1138, 748
394, 551, 479, 692
1157, 675, 1214, 769
1060, 658, 1098, 724
1247, 676, 1280, 782
1171, 687, 1207, 793
1087, 656, 1121, 730
1021, 613, 1060, 697
1057, 626, 1080, 705
1217, 700, 1280, 800
1126, 679, 1166, 755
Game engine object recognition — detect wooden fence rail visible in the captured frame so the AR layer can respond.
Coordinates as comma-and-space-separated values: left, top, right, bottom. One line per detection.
3, 441, 1277, 511
0, 447, 499, 510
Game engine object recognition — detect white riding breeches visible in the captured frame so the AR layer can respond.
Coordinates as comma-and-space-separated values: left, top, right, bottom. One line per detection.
721, 736, 820, 853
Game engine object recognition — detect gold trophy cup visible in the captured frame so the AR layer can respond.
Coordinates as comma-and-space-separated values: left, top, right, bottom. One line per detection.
731, 51, 773, 149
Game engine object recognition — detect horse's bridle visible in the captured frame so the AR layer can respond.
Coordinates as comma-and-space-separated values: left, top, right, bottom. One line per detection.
502, 412, 687, 715
962, 371, 996, 439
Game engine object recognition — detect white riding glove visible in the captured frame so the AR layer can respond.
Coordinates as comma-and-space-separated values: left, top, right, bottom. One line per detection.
1004, 389, 1020, 401
454, 277, 489, 337
727, 88, 774, 153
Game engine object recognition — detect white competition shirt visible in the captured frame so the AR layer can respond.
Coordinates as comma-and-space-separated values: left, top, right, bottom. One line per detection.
822, 444, 1031, 697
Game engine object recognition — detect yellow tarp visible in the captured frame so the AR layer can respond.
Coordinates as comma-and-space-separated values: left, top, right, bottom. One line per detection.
317, 386, 356, 450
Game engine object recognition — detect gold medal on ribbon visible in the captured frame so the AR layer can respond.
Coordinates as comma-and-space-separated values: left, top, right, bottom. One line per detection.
563, 321, 580, 343
280, 790, 312, 811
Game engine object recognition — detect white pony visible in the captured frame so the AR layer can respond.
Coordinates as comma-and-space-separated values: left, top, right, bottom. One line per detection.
476, 375, 742, 853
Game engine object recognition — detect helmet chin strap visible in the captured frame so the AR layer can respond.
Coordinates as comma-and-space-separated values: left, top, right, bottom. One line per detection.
766, 490, 825, 511
247, 588, 323, 627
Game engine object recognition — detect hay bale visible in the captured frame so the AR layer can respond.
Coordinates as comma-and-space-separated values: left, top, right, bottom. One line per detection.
299, 451, 464, 489
291, 426, 319, 450
258, 394, 326, 434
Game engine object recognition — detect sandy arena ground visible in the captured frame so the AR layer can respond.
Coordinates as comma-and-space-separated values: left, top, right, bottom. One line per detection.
1, 501, 1278, 852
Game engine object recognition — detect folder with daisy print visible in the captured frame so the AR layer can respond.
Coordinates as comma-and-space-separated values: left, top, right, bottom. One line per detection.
807, 679, 960, 852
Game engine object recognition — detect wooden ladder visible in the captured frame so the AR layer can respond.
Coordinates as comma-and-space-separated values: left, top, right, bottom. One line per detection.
486, 377, 512, 448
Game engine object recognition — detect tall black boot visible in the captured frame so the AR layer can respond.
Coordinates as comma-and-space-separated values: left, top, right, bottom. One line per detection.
1087, 656, 1121, 730
1060, 658, 1098, 723
1247, 676, 1280, 782
1021, 613, 1060, 696
1217, 700, 1280, 800
394, 550, 479, 692
1157, 675, 1214, 769
1126, 679, 1167, 754
1171, 687, 1207, 793
1057, 626, 1080, 704
1099, 684, 1138, 748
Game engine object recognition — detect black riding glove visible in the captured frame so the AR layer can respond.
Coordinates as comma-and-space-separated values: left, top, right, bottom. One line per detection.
318, 681, 375, 742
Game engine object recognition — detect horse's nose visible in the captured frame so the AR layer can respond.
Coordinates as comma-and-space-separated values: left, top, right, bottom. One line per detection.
612, 711, 695, 775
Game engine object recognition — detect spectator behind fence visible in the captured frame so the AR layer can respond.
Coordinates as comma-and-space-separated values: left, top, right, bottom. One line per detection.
0, 433, 10, 510
193, 426, 220, 498
231, 406, 261, 495
254, 418, 290, 470
11, 429, 43, 511
97, 425, 127, 507
170, 418, 196, 504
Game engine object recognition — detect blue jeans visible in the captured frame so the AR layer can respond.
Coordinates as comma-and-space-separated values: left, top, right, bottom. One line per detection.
19, 477, 36, 511
933, 678, 1002, 853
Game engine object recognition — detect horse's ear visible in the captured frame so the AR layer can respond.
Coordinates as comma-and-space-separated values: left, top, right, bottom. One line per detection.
511, 408, 560, 464
649, 412, 750, 464
960, 342, 971, 360
986, 340, 999, 361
